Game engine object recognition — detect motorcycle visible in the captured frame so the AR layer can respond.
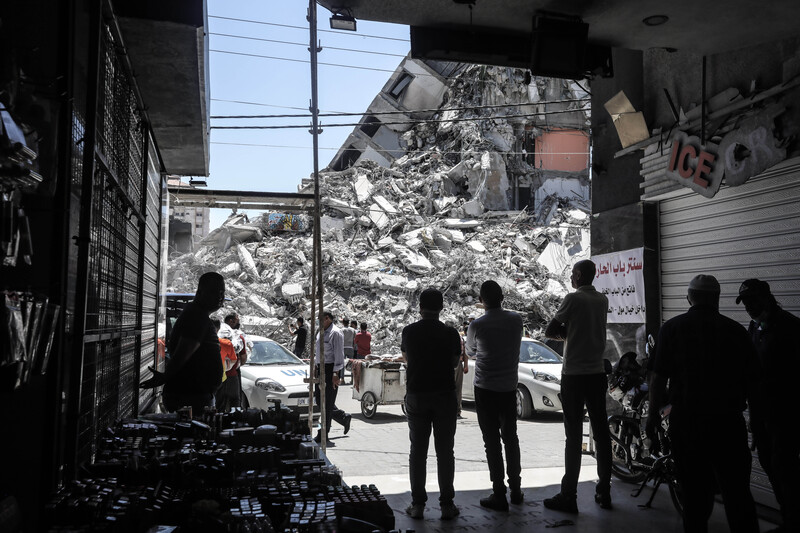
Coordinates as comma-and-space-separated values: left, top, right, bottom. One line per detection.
604, 335, 685, 515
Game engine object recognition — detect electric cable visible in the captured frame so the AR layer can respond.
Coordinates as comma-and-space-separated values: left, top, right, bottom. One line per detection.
210, 32, 408, 59
209, 15, 410, 43
210, 97, 590, 120
210, 108, 591, 130
211, 49, 400, 74
210, 141, 591, 158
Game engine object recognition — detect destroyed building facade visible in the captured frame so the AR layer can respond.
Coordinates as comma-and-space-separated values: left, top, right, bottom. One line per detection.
327, 58, 590, 215
168, 61, 593, 356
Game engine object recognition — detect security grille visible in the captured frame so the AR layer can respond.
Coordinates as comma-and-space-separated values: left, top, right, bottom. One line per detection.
74, 18, 162, 464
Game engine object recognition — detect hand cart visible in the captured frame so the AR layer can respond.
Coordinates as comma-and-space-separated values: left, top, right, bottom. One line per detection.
351, 362, 406, 418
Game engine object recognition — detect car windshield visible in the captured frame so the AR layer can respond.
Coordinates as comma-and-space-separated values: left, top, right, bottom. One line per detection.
247, 340, 304, 365
519, 340, 562, 364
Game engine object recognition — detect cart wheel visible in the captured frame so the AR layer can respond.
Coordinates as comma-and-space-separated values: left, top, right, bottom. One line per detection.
361, 392, 378, 418
401, 402, 407, 416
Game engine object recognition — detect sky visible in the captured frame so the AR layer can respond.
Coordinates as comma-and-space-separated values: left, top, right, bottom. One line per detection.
205, 1, 412, 230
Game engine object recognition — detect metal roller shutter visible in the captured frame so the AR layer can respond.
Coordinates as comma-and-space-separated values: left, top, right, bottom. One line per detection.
658, 156, 800, 512
660, 157, 800, 322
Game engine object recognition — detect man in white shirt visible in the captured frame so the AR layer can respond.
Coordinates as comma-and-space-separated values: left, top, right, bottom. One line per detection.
314, 310, 351, 443
543, 259, 612, 513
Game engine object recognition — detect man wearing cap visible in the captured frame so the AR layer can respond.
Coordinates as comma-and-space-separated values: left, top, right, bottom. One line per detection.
401, 288, 462, 521
467, 280, 524, 511
737, 278, 800, 532
647, 274, 760, 533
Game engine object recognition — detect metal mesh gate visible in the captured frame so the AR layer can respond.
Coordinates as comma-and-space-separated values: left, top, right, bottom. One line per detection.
74, 18, 162, 464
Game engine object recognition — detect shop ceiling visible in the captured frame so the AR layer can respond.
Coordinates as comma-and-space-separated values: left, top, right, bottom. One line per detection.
318, 0, 800, 57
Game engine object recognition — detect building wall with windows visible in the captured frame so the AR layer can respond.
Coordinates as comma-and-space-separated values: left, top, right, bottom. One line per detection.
167, 176, 210, 250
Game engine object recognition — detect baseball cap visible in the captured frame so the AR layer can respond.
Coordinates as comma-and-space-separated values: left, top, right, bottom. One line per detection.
687, 274, 720, 293
735, 279, 771, 304
419, 288, 444, 311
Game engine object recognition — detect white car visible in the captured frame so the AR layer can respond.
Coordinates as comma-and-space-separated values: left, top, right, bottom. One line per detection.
463, 337, 563, 418
239, 335, 319, 419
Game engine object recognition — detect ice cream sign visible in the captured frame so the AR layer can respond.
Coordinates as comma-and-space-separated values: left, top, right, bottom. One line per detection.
665, 132, 724, 198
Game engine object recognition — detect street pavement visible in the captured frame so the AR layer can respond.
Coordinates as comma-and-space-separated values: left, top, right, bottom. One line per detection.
322, 383, 777, 532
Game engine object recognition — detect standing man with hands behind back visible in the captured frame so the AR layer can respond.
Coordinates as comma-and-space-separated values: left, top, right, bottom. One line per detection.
543, 259, 613, 513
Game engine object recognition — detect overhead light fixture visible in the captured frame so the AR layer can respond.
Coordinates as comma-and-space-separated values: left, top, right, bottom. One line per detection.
330, 13, 357, 31
189, 178, 208, 187
642, 15, 669, 26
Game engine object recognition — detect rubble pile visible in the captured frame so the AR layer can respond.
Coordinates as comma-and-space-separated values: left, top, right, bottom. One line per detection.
167, 65, 591, 355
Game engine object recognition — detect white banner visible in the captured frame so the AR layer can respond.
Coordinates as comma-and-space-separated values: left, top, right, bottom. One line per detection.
592, 248, 645, 323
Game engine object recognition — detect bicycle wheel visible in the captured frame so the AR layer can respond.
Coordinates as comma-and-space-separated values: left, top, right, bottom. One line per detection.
608, 417, 647, 483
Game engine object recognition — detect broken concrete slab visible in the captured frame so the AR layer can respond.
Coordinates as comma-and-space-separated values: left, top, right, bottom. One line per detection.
462, 200, 484, 217
237, 244, 260, 281
353, 174, 374, 204
368, 203, 391, 229
466, 240, 487, 253
443, 218, 482, 229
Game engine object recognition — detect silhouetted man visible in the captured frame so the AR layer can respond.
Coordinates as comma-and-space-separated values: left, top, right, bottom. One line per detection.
736, 278, 797, 532
142, 272, 225, 414
648, 275, 760, 533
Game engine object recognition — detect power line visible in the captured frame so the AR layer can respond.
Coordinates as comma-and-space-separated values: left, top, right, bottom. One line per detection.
210, 97, 590, 120
210, 32, 407, 59
211, 98, 311, 112
210, 141, 590, 157
211, 108, 591, 130
211, 49, 399, 74
209, 15, 410, 43
208, 48, 532, 83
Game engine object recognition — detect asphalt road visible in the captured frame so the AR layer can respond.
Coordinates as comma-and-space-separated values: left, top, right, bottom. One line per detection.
322, 383, 570, 481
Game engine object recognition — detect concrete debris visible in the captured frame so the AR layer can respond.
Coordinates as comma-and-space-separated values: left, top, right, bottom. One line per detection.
167, 64, 590, 355
237, 244, 260, 281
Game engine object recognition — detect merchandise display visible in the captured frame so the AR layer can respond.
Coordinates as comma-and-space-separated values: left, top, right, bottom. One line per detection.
45, 402, 396, 532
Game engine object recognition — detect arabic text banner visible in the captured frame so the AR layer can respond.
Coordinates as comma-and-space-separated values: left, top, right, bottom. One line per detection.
592, 248, 645, 324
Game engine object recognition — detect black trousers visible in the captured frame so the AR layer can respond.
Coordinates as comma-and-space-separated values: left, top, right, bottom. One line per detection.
752, 418, 800, 530
475, 386, 521, 495
314, 363, 347, 435
670, 413, 758, 533
559, 373, 611, 497
405, 390, 458, 504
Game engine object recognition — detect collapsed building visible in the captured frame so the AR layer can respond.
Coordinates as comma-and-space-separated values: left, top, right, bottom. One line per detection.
167, 61, 592, 354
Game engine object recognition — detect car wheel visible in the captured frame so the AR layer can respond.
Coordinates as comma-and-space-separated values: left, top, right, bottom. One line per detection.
516, 386, 533, 419
361, 391, 378, 418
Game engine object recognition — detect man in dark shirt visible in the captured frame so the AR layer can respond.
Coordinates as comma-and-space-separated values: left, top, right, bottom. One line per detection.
142, 272, 225, 414
647, 274, 760, 533
736, 278, 799, 532
288, 316, 308, 357
401, 288, 462, 521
